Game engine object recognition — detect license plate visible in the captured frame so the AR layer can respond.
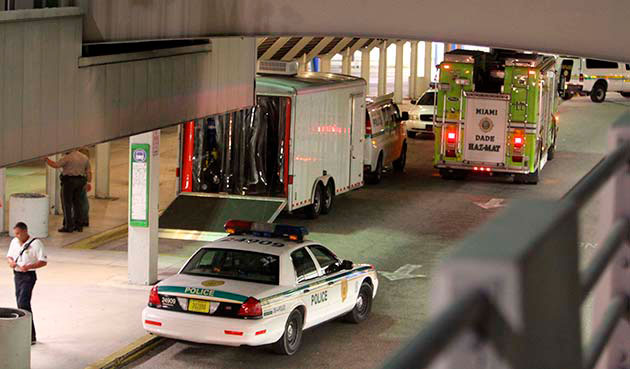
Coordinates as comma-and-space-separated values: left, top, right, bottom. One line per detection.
188, 299, 211, 313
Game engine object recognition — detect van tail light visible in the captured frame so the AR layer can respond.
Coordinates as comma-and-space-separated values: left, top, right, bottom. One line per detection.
148, 286, 161, 307
579, 73, 584, 82
365, 115, 372, 135
238, 297, 262, 318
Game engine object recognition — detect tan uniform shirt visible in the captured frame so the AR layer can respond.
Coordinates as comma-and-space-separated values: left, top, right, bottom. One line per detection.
57, 151, 90, 177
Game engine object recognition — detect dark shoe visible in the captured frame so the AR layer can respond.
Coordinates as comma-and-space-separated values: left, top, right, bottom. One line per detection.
58, 228, 73, 233
75, 226, 83, 232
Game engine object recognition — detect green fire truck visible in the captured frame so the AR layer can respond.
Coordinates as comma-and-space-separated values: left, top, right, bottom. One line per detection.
433, 49, 559, 184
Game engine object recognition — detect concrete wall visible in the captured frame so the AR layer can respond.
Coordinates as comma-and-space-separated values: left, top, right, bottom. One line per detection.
0, 8, 255, 167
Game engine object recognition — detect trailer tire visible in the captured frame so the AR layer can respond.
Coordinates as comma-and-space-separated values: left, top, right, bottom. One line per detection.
590, 82, 606, 103
620, 92, 630, 98
366, 155, 383, 184
321, 181, 335, 215
393, 143, 407, 172
305, 183, 324, 219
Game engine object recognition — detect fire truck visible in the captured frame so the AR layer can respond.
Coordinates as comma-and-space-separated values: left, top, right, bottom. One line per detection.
433, 49, 559, 184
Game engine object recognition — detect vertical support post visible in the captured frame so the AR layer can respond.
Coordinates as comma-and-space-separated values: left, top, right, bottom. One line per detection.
431, 200, 583, 369
422, 41, 433, 95
394, 41, 404, 103
0, 168, 5, 234
320, 55, 332, 73
593, 118, 630, 369
95, 142, 111, 199
46, 154, 62, 215
378, 41, 388, 96
128, 130, 160, 285
409, 41, 418, 100
361, 47, 371, 94
342, 48, 352, 75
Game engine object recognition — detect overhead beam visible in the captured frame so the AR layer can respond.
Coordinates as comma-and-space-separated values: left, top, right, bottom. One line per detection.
259, 36, 291, 60
324, 37, 353, 57
282, 36, 314, 61
303, 36, 335, 63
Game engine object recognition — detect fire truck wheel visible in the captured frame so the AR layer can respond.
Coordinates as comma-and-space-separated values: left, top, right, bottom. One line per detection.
321, 182, 335, 215
515, 169, 539, 185
393, 143, 407, 172
590, 82, 606, 103
305, 183, 323, 219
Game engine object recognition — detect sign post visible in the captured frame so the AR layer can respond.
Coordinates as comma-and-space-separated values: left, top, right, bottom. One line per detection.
128, 131, 160, 285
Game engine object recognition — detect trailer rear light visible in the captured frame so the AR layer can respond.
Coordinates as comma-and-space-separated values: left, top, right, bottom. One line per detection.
148, 286, 161, 307
365, 115, 372, 135
238, 297, 262, 318
579, 73, 584, 82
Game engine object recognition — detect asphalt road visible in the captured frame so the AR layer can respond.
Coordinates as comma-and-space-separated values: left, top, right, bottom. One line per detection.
127, 95, 630, 369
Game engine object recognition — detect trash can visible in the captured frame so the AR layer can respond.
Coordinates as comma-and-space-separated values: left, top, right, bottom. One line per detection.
0, 308, 31, 369
9, 193, 49, 238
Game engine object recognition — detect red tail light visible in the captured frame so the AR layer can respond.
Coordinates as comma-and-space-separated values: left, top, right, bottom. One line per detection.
238, 297, 262, 318
149, 286, 161, 307
447, 132, 456, 143
579, 73, 584, 82
514, 135, 524, 150
365, 114, 372, 135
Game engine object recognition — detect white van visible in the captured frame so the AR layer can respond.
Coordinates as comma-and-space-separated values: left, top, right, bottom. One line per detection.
363, 94, 408, 184
557, 56, 630, 102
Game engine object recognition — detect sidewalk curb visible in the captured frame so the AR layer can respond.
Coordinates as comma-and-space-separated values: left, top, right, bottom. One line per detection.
84, 334, 165, 369
65, 224, 128, 250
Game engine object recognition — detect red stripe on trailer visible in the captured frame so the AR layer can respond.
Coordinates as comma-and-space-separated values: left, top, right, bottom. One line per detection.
283, 98, 292, 196
181, 121, 195, 192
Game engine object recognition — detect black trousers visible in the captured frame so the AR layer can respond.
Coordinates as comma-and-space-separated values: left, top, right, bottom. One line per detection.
61, 175, 87, 230
14, 271, 37, 341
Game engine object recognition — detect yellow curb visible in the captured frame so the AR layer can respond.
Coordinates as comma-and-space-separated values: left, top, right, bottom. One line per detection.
65, 224, 128, 250
84, 334, 165, 369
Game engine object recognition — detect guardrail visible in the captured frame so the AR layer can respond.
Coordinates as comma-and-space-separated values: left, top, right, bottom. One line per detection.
382, 116, 630, 369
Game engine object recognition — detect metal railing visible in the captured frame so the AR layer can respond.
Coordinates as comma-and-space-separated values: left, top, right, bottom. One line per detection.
383, 117, 630, 369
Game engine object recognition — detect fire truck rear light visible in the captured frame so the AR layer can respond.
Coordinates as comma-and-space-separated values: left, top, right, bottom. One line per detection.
512, 156, 523, 163
446, 149, 456, 158
447, 132, 456, 141
514, 137, 523, 145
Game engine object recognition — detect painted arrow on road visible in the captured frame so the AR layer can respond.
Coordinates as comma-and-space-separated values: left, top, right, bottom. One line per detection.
379, 264, 427, 281
474, 198, 506, 209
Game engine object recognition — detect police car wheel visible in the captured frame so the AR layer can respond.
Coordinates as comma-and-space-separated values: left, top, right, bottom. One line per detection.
344, 283, 373, 324
273, 309, 303, 355
305, 184, 323, 219
321, 182, 335, 215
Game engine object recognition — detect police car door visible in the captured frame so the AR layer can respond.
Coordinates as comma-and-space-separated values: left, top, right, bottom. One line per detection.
290, 247, 328, 328
307, 245, 345, 320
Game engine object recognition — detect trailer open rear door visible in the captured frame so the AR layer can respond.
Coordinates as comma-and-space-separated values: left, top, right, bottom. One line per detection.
159, 193, 286, 241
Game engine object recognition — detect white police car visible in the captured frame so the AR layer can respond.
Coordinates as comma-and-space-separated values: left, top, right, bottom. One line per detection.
142, 220, 379, 355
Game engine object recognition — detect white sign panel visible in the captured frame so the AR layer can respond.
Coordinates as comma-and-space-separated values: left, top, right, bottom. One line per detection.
463, 95, 509, 164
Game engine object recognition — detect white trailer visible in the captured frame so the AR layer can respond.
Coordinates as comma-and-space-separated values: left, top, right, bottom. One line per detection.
159, 61, 366, 240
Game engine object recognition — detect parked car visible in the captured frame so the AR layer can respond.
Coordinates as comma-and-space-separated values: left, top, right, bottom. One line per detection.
406, 89, 436, 138
364, 94, 408, 184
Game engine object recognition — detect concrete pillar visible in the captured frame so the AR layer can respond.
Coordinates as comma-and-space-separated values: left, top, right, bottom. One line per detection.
95, 142, 111, 199
342, 48, 352, 75
320, 55, 332, 73
394, 41, 404, 103
46, 154, 62, 215
409, 41, 418, 100
128, 130, 160, 285
421, 41, 433, 95
0, 168, 5, 234
378, 41, 388, 96
361, 48, 371, 84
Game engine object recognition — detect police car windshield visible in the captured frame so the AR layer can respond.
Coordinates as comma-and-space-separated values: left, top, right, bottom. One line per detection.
181, 248, 280, 285
416, 92, 436, 106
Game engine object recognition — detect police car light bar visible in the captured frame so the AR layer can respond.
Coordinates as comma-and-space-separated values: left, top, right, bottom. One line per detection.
224, 220, 309, 242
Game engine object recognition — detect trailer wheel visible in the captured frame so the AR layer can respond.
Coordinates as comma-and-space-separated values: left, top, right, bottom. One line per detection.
366, 155, 383, 184
590, 82, 606, 103
305, 183, 323, 219
321, 182, 335, 215
620, 92, 630, 98
393, 143, 407, 172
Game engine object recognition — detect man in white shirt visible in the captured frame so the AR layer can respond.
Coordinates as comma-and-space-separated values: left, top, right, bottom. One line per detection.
6, 222, 48, 344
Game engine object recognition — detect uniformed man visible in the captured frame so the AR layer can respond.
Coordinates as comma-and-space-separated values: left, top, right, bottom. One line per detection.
45, 150, 92, 232
6, 222, 48, 344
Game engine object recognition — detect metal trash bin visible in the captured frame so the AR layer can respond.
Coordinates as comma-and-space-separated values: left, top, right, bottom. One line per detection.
0, 308, 31, 369
9, 193, 49, 238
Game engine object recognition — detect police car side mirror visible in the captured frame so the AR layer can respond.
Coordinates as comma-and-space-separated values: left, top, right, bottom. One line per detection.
325, 263, 340, 275
410, 99, 417, 105
341, 260, 354, 270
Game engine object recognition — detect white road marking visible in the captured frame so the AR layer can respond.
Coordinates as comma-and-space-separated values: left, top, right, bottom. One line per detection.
379, 264, 427, 281
474, 198, 506, 209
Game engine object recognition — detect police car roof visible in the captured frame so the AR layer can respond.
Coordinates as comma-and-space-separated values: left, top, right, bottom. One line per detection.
201, 235, 315, 256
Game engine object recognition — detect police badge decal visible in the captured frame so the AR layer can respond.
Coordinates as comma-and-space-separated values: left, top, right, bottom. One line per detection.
479, 117, 494, 133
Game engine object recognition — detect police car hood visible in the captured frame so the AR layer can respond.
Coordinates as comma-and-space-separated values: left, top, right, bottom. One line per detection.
158, 273, 285, 303
417, 104, 435, 115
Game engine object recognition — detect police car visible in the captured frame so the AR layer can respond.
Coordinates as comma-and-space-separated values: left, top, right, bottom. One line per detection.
142, 220, 379, 355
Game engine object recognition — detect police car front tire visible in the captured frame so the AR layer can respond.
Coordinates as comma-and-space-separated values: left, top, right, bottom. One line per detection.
344, 282, 373, 324
273, 309, 304, 355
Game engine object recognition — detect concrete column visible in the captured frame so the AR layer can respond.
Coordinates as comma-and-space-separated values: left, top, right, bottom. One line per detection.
409, 41, 418, 100
320, 55, 332, 73
378, 41, 388, 96
95, 142, 111, 199
421, 41, 433, 95
361, 48, 371, 84
394, 41, 404, 103
342, 48, 352, 75
0, 168, 5, 234
46, 154, 62, 215
128, 130, 160, 285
